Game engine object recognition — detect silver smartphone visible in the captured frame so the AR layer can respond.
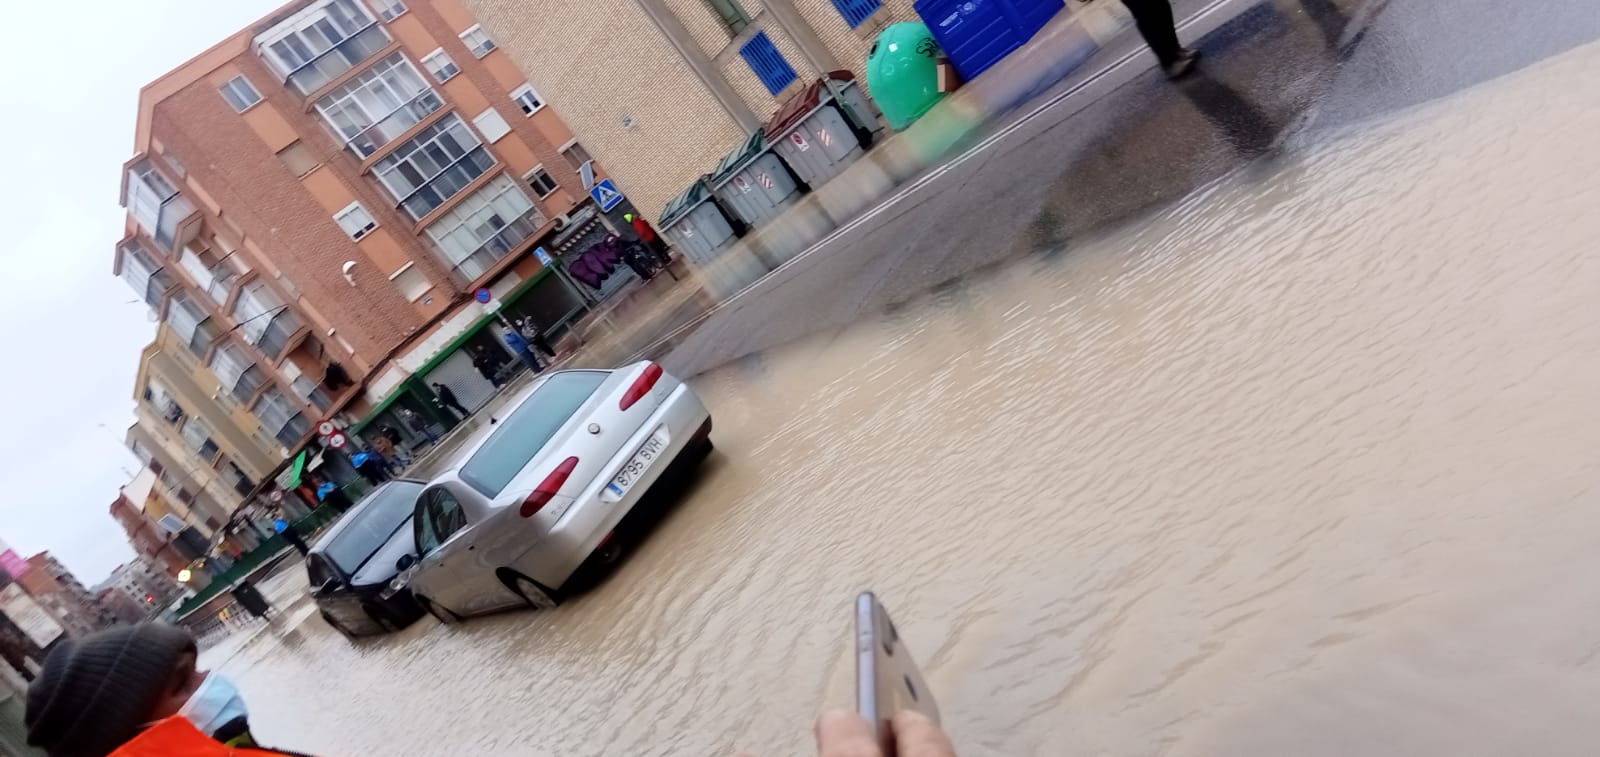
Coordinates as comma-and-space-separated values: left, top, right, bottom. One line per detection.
856, 592, 940, 753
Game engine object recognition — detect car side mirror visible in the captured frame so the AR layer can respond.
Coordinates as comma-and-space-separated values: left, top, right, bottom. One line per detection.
395, 554, 417, 572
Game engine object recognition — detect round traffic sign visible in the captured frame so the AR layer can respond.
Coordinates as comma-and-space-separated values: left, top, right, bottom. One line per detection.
328, 432, 349, 449
475, 288, 492, 304
316, 420, 337, 437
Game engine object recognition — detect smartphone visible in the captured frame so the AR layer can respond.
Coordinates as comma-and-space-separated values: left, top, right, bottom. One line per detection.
856, 592, 939, 753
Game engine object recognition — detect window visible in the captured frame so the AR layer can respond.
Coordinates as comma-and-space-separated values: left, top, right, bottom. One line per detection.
459, 25, 496, 58
210, 342, 267, 403
165, 293, 220, 356
390, 263, 432, 302
232, 282, 303, 357
705, 0, 751, 33
219, 76, 262, 112
372, 112, 495, 221
277, 140, 320, 177
561, 142, 591, 171
324, 481, 423, 572
291, 375, 333, 411
256, 0, 390, 95
740, 32, 798, 95
118, 241, 174, 307
830, 0, 881, 28
253, 388, 310, 446
420, 49, 460, 82
458, 371, 607, 496
367, 0, 406, 21
472, 108, 510, 143
126, 160, 193, 248
181, 417, 219, 461
144, 380, 185, 425
334, 202, 377, 240
415, 487, 468, 554
314, 52, 442, 158
510, 84, 544, 115
224, 462, 256, 496
424, 174, 545, 282
179, 245, 238, 304
525, 166, 558, 197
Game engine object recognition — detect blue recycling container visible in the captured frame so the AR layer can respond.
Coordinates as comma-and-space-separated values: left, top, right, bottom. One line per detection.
913, 0, 1064, 80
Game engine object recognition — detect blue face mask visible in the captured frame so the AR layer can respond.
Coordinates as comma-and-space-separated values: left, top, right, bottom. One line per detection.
179, 673, 249, 736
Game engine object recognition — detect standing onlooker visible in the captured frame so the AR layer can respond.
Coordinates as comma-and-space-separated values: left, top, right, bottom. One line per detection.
473, 346, 506, 387
399, 407, 439, 444
500, 325, 544, 373
1120, 0, 1198, 78
516, 319, 558, 359
432, 381, 471, 419
627, 213, 673, 267
274, 515, 310, 556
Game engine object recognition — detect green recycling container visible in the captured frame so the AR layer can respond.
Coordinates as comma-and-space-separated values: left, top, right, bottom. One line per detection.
866, 22, 947, 131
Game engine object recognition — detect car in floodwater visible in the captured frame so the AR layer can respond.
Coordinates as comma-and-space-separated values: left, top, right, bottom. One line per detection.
307, 479, 428, 638
395, 362, 712, 621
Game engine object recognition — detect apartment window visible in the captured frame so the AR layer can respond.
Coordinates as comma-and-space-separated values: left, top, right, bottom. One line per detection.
144, 380, 186, 425
561, 142, 591, 171
372, 113, 495, 221
831, 0, 881, 28
181, 417, 220, 461
219, 76, 262, 112
510, 84, 544, 116
277, 141, 320, 178
390, 263, 432, 301
253, 388, 311, 447
257, 0, 390, 96
525, 166, 558, 197
291, 375, 334, 411
334, 202, 378, 240
705, 0, 751, 33
118, 241, 174, 307
424, 174, 544, 282
232, 282, 303, 358
740, 32, 798, 95
314, 52, 442, 158
126, 161, 186, 245
179, 245, 238, 304
473, 108, 511, 143
459, 25, 496, 58
420, 49, 460, 83
165, 293, 220, 356
367, 0, 406, 21
210, 342, 267, 403
224, 462, 256, 496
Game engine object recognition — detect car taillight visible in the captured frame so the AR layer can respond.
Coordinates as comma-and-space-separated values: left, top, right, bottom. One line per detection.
521, 457, 578, 517
619, 363, 665, 410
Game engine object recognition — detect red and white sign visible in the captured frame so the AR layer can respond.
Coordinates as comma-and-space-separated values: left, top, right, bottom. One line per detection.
817, 128, 833, 147
757, 172, 774, 190
732, 175, 752, 193
790, 131, 810, 151
327, 432, 349, 450
316, 420, 338, 437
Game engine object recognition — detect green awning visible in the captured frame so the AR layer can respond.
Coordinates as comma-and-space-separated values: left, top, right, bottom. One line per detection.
279, 450, 308, 490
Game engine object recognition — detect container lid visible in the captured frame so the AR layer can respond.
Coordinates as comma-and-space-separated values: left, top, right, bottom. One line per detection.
660, 177, 714, 230
709, 129, 770, 188
765, 70, 857, 138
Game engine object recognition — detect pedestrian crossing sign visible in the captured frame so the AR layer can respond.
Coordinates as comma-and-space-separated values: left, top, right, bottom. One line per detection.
591, 179, 624, 212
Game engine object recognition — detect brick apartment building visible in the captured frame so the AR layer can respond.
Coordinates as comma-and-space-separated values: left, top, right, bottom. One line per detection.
461, 0, 926, 217
12, 554, 114, 638
109, 474, 202, 579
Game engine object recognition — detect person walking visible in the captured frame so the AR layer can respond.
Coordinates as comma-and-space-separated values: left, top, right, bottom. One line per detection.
273, 516, 310, 556
432, 382, 471, 419
1121, 0, 1198, 78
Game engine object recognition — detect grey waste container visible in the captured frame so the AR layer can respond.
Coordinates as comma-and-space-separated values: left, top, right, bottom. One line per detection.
660, 177, 738, 266
767, 75, 882, 188
709, 130, 802, 229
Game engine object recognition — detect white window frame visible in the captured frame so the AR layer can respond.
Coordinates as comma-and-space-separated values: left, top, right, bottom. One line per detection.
334, 201, 378, 240
424, 174, 544, 282
510, 84, 544, 116
420, 49, 460, 83
219, 76, 262, 113
366, 0, 407, 21
472, 108, 511, 143
459, 25, 496, 58
524, 165, 558, 197
313, 52, 442, 158
372, 112, 495, 221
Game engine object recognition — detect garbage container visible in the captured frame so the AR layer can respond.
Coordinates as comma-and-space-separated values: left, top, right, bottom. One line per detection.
767, 73, 881, 188
231, 580, 271, 619
708, 130, 803, 229
913, 0, 1064, 80
660, 178, 739, 266
867, 22, 947, 130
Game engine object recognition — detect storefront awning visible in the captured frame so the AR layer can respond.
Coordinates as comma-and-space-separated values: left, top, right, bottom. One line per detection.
278, 450, 308, 490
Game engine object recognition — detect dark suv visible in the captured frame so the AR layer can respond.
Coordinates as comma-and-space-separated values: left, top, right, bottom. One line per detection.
307, 479, 427, 638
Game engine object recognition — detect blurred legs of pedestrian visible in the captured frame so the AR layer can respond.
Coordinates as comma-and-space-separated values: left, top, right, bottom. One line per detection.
517, 349, 544, 374
1120, 0, 1198, 78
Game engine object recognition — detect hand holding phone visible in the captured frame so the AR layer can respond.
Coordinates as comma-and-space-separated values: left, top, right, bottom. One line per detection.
856, 592, 942, 755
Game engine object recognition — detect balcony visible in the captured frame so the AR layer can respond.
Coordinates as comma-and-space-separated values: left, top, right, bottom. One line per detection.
154, 194, 200, 251
118, 241, 176, 308
257, 0, 391, 97
284, 25, 390, 96
424, 174, 546, 285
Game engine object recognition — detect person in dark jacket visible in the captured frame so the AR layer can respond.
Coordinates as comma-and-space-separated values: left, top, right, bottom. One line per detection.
431, 382, 471, 420
500, 326, 543, 373
472, 346, 506, 387
516, 319, 558, 359
627, 212, 672, 267
274, 516, 310, 556
1121, 0, 1198, 78
620, 237, 658, 281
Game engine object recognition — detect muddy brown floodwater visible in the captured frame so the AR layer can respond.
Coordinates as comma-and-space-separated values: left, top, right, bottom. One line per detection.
218, 42, 1600, 757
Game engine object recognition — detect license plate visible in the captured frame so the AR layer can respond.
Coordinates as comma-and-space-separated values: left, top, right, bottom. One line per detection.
606, 429, 668, 499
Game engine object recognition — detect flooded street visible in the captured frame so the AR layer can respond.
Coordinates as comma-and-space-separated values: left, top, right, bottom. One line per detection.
219, 35, 1600, 757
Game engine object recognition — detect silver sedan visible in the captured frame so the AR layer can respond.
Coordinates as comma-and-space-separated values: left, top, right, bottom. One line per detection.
400, 362, 712, 620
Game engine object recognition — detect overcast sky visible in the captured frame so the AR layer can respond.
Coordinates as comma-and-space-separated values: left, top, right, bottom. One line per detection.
0, 0, 286, 584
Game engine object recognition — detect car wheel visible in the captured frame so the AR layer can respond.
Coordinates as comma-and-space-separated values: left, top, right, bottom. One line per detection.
505, 572, 561, 610
417, 596, 458, 624
320, 610, 358, 639
593, 538, 624, 566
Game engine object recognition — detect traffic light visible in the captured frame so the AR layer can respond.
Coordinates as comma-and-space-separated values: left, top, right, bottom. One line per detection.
144, 594, 155, 604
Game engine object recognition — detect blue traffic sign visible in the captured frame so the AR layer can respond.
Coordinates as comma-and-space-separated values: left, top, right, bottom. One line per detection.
474, 288, 492, 304
534, 246, 553, 265
590, 179, 624, 212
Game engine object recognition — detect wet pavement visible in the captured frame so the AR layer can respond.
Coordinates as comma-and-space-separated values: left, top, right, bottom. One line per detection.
216, 2, 1600, 755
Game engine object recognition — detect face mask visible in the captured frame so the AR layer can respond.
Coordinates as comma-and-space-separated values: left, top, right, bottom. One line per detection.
178, 673, 249, 737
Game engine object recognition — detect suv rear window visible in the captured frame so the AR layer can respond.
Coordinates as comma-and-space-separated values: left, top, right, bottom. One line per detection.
459, 371, 608, 497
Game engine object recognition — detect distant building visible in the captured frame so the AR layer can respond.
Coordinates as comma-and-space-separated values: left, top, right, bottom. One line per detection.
13, 553, 113, 638
109, 482, 193, 579
95, 587, 153, 626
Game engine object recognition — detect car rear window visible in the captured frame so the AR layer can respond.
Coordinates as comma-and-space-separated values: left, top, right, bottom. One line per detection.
323, 480, 423, 575
459, 371, 608, 497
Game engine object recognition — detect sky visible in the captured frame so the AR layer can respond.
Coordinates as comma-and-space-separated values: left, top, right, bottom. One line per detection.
0, 0, 287, 585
